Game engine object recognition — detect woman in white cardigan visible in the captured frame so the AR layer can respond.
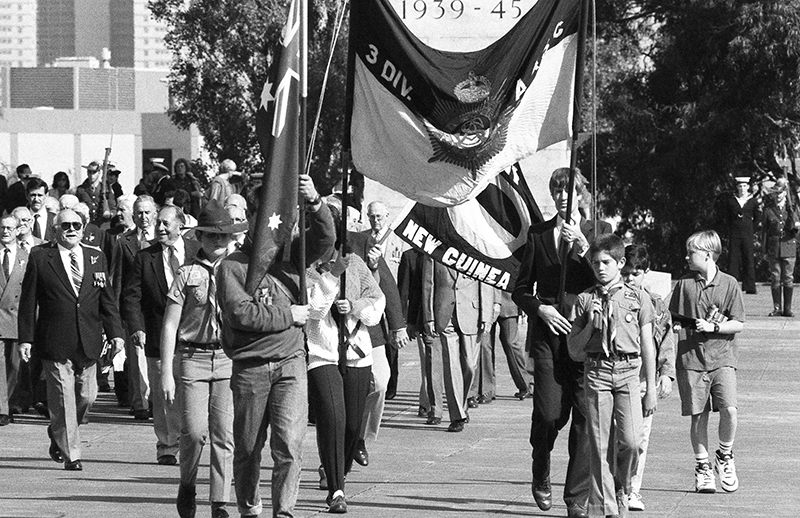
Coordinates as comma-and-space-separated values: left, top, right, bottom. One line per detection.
306, 241, 385, 514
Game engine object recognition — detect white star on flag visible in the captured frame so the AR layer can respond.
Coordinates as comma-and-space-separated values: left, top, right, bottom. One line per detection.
260, 79, 274, 110
267, 212, 282, 230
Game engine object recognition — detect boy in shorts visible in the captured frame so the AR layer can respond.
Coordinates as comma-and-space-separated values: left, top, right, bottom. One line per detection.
669, 230, 744, 494
621, 244, 676, 511
568, 234, 657, 518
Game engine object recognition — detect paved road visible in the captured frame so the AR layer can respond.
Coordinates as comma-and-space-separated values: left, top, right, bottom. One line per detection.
1, 287, 798, 517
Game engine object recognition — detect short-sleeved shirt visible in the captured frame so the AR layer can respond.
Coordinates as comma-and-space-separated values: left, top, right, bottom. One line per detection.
573, 282, 655, 356
668, 269, 745, 371
167, 257, 221, 345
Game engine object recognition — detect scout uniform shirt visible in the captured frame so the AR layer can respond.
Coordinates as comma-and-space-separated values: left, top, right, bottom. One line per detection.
168, 251, 223, 345
571, 281, 655, 361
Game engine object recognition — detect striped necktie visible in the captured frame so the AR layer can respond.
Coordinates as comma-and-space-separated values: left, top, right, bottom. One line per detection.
70, 251, 82, 294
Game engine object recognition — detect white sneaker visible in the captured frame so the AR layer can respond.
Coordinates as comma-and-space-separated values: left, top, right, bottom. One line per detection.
695, 462, 716, 493
715, 450, 739, 492
628, 492, 645, 511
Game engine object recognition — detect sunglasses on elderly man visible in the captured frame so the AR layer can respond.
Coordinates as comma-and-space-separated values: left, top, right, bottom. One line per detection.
60, 222, 83, 231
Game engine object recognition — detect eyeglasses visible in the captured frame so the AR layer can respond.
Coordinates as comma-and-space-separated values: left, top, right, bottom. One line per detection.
0, 226, 15, 231
60, 222, 83, 231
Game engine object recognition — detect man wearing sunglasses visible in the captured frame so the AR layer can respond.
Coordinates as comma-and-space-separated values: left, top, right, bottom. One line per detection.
18, 209, 125, 471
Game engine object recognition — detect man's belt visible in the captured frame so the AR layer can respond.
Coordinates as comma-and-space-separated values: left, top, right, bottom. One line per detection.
180, 341, 223, 351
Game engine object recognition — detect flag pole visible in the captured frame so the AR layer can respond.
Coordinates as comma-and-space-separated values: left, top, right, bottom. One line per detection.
298, 0, 308, 304
337, 0, 357, 376
558, 0, 591, 306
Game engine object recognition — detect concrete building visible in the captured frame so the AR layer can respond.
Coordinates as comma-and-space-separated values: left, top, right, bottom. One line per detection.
0, 65, 203, 194
0, 0, 36, 67
38, 0, 169, 69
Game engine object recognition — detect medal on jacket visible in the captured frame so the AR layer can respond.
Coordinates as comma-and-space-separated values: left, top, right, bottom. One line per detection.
93, 272, 106, 288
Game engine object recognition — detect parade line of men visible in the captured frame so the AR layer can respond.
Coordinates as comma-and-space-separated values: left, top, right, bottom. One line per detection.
1, 164, 745, 518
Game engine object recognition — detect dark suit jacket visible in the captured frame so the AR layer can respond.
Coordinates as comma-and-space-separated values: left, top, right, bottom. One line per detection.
122, 238, 201, 358
18, 243, 123, 362
82, 222, 113, 262
111, 228, 154, 303
421, 256, 494, 335
347, 230, 405, 347
397, 248, 423, 327
0, 246, 27, 340
512, 217, 611, 359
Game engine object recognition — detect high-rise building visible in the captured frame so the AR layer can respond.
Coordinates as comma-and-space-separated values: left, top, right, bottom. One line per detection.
0, 0, 36, 67
38, 0, 169, 69
110, 0, 171, 69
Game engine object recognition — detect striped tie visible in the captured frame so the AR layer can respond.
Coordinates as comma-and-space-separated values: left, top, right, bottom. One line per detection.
70, 251, 82, 294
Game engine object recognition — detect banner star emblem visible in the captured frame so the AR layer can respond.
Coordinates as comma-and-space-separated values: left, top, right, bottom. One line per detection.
268, 212, 282, 231
260, 79, 275, 110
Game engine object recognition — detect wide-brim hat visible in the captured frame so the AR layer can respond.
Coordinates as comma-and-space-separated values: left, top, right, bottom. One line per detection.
151, 162, 169, 173
193, 199, 249, 234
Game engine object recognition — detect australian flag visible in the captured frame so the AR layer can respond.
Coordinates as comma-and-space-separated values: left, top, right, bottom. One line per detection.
247, 0, 304, 294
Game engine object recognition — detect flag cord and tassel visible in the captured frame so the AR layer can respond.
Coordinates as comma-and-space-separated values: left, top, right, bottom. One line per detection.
558, 0, 592, 307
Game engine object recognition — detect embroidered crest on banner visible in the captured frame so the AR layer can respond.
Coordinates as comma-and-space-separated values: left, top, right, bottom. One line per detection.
423, 72, 513, 176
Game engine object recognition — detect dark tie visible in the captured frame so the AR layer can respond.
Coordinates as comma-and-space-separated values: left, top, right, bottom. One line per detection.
70, 251, 82, 294
169, 246, 181, 277
2, 248, 9, 281
32, 214, 41, 239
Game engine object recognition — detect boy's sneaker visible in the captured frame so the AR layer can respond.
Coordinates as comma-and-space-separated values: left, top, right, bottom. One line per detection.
714, 450, 739, 492
695, 462, 716, 493
628, 492, 645, 511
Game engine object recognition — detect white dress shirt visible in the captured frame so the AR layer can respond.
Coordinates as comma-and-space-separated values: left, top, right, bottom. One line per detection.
162, 237, 185, 289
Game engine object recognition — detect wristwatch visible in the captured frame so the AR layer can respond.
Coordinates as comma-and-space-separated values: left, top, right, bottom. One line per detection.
713, 323, 720, 334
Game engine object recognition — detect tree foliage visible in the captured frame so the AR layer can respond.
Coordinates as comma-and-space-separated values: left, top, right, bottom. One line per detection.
148, 0, 349, 191
585, 0, 800, 273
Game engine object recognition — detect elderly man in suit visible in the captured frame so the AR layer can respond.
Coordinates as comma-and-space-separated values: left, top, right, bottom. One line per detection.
0, 214, 26, 425
345, 223, 408, 466
112, 195, 158, 420
512, 167, 611, 518
122, 205, 201, 465
18, 208, 124, 470
422, 257, 496, 432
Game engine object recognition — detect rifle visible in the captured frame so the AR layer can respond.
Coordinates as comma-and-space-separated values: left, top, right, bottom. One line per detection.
100, 146, 113, 221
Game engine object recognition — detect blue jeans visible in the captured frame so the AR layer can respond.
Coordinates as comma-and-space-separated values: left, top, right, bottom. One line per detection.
178, 347, 233, 504
231, 351, 307, 517
584, 356, 642, 517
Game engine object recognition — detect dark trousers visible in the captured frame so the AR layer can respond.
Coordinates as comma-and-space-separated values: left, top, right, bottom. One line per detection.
530, 344, 590, 506
728, 236, 756, 292
385, 344, 399, 398
309, 365, 371, 498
